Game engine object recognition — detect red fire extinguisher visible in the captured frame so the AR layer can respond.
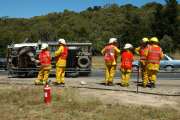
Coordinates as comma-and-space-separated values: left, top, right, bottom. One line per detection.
44, 83, 51, 104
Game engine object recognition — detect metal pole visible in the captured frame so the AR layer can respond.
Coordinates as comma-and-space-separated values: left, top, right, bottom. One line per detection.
136, 61, 140, 93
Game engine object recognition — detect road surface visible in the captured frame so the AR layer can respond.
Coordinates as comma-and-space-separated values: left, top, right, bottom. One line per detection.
0, 69, 180, 96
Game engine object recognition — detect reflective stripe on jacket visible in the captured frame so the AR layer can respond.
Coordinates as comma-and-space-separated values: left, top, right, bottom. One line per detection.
104, 45, 115, 63
56, 46, 68, 61
39, 50, 51, 65
139, 46, 149, 60
135, 45, 149, 61
101, 44, 120, 65
55, 45, 68, 67
120, 50, 134, 69
147, 45, 162, 64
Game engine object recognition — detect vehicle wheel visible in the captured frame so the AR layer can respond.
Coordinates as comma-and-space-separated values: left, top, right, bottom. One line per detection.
77, 56, 90, 68
165, 66, 174, 72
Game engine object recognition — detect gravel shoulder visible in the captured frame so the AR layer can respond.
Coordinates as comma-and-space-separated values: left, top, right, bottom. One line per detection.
0, 72, 180, 110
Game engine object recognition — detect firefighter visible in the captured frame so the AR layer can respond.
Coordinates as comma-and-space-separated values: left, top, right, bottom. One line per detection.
54, 38, 68, 85
101, 38, 120, 86
145, 37, 164, 88
135, 37, 149, 87
120, 43, 134, 87
35, 43, 51, 85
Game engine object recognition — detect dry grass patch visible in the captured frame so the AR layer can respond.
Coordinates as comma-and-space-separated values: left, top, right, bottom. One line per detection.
0, 84, 179, 120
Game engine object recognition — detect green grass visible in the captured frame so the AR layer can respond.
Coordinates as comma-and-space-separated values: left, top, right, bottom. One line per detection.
0, 85, 179, 120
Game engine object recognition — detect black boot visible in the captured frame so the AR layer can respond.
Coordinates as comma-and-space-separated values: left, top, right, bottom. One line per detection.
150, 83, 155, 88
107, 82, 113, 86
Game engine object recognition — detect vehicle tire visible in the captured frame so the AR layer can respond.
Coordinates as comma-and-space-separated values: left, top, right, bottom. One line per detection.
165, 65, 174, 72
77, 56, 90, 68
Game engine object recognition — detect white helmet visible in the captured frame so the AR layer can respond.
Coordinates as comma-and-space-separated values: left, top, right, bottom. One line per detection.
124, 43, 133, 49
41, 43, 48, 50
109, 38, 117, 44
58, 38, 66, 45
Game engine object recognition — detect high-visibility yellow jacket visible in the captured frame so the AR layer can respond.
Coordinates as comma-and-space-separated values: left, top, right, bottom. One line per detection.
135, 45, 149, 60
39, 50, 52, 70
145, 44, 164, 71
101, 44, 120, 65
135, 45, 149, 66
55, 45, 68, 67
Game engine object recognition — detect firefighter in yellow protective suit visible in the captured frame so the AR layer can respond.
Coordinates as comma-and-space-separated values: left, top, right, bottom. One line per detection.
120, 43, 134, 87
145, 37, 164, 88
135, 37, 149, 87
101, 38, 120, 85
35, 43, 51, 85
54, 38, 68, 85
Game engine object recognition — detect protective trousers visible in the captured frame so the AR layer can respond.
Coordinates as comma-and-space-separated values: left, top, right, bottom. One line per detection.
105, 65, 116, 84
36, 68, 50, 84
147, 70, 157, 84
121, 69, 131, 86
56, 67, 65, 84
140, 62, 148, 86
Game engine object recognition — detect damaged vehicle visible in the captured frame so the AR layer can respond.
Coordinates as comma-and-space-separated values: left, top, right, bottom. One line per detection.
7, 41, 92, 77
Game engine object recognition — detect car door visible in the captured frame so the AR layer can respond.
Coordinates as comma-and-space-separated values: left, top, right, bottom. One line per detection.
160, 55, 169, 70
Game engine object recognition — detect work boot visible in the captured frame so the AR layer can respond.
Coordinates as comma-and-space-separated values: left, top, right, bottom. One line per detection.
100, 81, 106, 85
126, 83, 129, 87
120, 83, 126, 87
42, 81, 46, 85
105, 81, 110, 86
122, 83, 129, 87
39, 80, 45, 85
150, 83, 156, 88
53, 81, 61, 85
143, 84, 147, 88
107, 82, 113, 86
60, 82, 65, 87
35, 80, 42, 85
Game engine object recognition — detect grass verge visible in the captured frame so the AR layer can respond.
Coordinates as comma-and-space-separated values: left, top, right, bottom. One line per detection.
0, 84, 179, 120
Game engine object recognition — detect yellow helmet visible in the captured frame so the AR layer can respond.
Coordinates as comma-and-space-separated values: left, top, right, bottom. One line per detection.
150, 37, 159, 43
142, 37, 149, 43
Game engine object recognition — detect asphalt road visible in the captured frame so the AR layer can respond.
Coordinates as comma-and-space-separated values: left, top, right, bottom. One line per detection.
0, 69, 180, 80
0, 69, 180, 96
91, 69, 180, 80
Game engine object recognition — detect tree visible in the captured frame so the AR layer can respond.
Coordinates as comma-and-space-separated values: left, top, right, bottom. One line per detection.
163, 0, 179, 47
160, 35, 174, 53
0, 2, 180, 55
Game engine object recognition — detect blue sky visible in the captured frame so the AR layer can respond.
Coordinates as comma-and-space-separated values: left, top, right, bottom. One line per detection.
0, 0, 178, 18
